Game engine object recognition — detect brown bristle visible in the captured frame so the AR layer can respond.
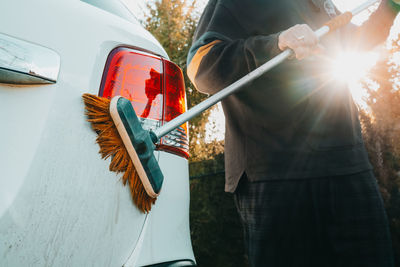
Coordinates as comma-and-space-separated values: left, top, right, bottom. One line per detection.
82, 93, 157, 213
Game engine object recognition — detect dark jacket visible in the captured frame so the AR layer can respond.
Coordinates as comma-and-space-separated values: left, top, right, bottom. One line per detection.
187, 0, 397, 192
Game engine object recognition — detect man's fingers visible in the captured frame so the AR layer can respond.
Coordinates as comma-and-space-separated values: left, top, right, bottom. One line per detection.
278, 24, 320, 60
299, 24, 318, 47
313, 44, 326, 55
294, 46, 313, 60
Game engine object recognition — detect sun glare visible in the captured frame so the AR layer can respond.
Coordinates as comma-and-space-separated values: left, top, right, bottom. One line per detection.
330, 52, 378, 83
330, 51, 379, 104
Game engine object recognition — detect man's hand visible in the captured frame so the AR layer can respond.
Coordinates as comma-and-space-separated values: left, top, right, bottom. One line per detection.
278, 24, 322, 60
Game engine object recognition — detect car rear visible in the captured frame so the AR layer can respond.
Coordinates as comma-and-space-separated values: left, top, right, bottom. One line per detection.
0, 0, 194, 266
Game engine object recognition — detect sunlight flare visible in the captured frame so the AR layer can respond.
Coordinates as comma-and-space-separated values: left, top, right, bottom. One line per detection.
330, 51, 378, 83
329, 51, 379, 104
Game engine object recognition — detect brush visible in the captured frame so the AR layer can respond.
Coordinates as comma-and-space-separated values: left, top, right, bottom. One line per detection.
82, 94, 158, 213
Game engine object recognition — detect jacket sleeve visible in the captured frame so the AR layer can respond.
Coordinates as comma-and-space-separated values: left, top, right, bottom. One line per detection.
187, 2, 282, 95
341, 0, 398, 51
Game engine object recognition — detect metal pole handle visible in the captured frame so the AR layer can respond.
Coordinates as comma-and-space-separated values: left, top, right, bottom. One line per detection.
153, 0, 380, 139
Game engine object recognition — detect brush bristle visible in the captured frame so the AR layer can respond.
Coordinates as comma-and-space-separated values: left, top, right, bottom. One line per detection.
82, 93, 156, 213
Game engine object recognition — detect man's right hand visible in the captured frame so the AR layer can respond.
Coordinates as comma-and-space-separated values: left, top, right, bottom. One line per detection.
278, 24, 322, 60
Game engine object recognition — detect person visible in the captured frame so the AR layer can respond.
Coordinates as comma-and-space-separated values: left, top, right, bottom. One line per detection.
187, 0, 399, 266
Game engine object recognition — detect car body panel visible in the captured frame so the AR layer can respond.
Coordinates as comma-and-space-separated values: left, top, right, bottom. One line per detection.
125, 152, 193, 267
134, 152, 193, 267
0, 0, 194, 266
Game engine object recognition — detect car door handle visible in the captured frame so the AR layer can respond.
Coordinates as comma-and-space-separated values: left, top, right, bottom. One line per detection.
0, 33, 60, 84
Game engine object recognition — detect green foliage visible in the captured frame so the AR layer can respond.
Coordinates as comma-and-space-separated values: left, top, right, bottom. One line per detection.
143, 0, 196, 67
189, 154, 248, 267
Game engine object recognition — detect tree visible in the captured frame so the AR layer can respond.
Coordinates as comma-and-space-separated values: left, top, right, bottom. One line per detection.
360, 29, 400, 265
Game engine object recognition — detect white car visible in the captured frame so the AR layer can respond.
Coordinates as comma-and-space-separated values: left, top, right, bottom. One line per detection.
0, 0, 195, 266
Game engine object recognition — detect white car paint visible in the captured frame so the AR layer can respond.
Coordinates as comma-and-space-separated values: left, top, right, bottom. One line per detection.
0, 0, 194, 266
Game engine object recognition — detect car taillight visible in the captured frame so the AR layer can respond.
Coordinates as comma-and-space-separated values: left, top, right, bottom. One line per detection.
99, 47, 189, 158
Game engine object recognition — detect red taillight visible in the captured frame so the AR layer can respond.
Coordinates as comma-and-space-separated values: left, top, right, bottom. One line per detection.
99, 47, 189, 158
100, 48, 163, 121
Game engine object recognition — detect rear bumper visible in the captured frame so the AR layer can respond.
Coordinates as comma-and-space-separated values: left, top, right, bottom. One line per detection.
129, 151, 195, 266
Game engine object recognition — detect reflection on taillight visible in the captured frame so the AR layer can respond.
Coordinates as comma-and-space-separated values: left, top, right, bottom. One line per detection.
159, 60, 189, 158
100, 48, 163, 121
99, 47, 189, 159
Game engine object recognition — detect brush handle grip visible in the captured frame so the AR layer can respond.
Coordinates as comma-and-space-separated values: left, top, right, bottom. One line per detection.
324, 12, 353, 32
111, 96, 163, 197
153, 0, 380, 140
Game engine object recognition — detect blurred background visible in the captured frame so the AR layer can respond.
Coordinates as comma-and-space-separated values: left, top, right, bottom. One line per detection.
124, 0, 400, 266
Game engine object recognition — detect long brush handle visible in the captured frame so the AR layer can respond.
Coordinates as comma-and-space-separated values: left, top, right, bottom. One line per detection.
153, 0, 380, 139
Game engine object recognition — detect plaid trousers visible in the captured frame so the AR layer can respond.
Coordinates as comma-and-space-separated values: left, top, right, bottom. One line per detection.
234, 171, 394, 267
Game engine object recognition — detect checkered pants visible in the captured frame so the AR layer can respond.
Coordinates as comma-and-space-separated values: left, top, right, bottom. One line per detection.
234, 171, 394, 267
